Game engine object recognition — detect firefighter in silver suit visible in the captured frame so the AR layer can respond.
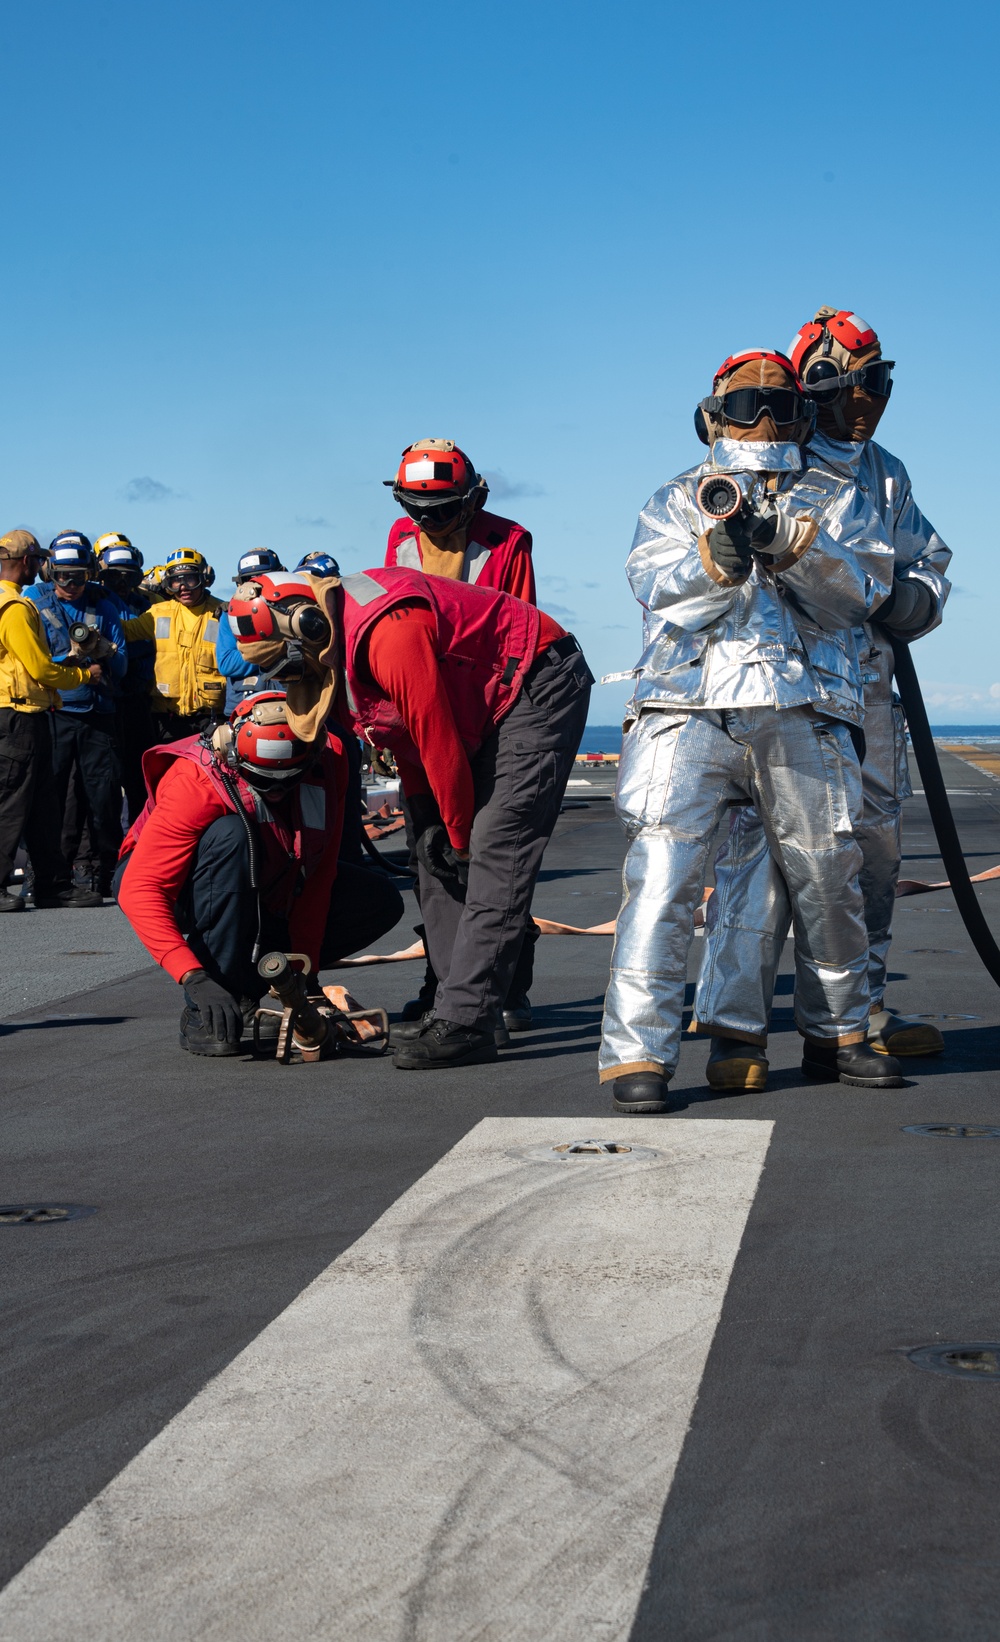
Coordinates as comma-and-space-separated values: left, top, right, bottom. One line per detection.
694, 312, 952, 1093
600, 347, 903, 1113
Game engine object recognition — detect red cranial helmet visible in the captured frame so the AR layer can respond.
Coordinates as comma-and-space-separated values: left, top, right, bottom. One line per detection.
384, 438, 488, 533
228, 572, 332, 644
229, 692, 314, 783
787, 310, 878, 376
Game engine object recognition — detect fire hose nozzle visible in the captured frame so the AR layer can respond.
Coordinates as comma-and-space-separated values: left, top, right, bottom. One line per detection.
696, 471, 755, 521
257, 950, 329, 1056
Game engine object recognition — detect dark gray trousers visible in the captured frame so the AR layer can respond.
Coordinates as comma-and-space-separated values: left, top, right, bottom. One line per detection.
418, 644, 592, 1028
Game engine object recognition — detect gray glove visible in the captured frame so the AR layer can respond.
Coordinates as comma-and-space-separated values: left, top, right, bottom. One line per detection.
182, 971, 244, 1042
875, 577, 935, 636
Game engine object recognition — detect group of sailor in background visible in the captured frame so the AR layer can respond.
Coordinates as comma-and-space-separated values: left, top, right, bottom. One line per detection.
601, 307, 951, 1111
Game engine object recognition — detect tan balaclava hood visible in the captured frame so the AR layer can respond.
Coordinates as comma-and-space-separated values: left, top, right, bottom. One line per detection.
709, 356, 813, 447
800, 306, 888, 442
237, 574, 343, 744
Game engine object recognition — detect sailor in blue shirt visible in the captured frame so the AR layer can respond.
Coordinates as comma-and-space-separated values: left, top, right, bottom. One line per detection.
26, 531, 127, 898
95, 533, 156, 826
217, 548, 287, 712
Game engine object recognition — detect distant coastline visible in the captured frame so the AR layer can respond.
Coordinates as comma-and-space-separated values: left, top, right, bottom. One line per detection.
579, 723, 1000, 755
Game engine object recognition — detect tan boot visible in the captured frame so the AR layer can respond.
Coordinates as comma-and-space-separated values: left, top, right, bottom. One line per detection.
868, 1008, 944, 1057
706, 1038, 768, 1092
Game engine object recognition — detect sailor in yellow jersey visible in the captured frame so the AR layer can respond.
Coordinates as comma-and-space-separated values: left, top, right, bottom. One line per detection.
0, 530, 103, 910
122, 549, 227, 741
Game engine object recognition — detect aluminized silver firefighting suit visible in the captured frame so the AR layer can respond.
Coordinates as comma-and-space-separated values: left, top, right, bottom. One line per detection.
599, 438, 894, 1082
694, 435, 952, 1042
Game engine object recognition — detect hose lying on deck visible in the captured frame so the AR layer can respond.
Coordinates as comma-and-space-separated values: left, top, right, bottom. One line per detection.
889, 631, 1000, 990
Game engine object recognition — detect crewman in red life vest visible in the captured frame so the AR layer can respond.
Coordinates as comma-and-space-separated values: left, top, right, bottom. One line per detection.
229, 567, 593, 1070
384, 438, 539, 1032
113, 692, 404, 1055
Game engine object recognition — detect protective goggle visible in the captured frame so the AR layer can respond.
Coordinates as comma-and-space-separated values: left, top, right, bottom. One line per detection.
51, 567, 89, 583
803, 358, 895, 401
712, 386, 811, 428
165, 570, 205, 588
400, 494, 467, 530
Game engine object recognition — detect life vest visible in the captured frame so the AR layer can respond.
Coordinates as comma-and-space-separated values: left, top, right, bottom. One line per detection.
0, 585, 62, 711
150, 596, 225, 715
339, 566, 540, 755
122, 735, 341, 905
385, 509, 533, 594
29, 582, 120, 713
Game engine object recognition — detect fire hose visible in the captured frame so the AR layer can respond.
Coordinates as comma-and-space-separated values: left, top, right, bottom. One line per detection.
889, 632, 1000, 989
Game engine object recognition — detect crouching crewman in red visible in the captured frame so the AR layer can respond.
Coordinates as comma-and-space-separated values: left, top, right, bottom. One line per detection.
229, 567, 592, 1070
114, 693, 404, 1054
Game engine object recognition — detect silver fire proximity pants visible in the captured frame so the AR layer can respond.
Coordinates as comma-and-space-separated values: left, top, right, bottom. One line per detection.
693, 666, 909, 1040
599, 706, 870, 1082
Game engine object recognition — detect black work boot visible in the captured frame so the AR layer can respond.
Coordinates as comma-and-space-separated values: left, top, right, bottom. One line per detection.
0, 889, 25, 913
802, 1039, 904, 1088
612, 1072, 671, 1113
32, 883, 104, 909
179, 1005, 243, 1057
706, 1038, 768, 1093
392, 1018, 498, 1070
502, 992, 533, 1032
390, 1009, 434, 1044
868, 1007, 944, 1057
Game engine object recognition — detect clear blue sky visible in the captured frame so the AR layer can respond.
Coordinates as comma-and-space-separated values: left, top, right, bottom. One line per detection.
2, 0, 997, 721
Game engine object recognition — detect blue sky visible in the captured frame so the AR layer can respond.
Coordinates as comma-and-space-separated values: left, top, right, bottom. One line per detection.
2, 0, 997, 721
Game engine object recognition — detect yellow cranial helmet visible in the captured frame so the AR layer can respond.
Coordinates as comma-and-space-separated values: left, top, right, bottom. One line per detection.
163, 547, 215, 587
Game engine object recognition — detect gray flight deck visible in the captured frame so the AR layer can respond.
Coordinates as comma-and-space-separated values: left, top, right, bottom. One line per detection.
1, 749, 999, 1639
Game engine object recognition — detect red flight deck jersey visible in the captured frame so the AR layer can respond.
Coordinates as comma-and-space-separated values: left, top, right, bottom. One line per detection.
358, 591, 565, 852
118, 736, 348, 982
384, 508, 536, 604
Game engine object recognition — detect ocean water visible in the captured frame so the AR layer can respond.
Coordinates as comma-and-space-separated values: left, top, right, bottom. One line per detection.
578, 722, 1000, 756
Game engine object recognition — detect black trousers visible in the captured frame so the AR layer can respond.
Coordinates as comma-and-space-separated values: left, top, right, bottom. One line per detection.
114, 814, 405, 1000
417, 643, 592, 1028
0, 708, 66, 894
118, 693, 156, 825
50, 711, 123, 884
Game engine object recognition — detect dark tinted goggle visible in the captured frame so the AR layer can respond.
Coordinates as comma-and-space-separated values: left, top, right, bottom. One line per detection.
400, 494, 466, 530
52, 568, 88, 584
804, 359, 894, 401
717, 386, 809, 427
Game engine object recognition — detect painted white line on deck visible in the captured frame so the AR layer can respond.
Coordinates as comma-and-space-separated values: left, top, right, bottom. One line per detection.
0, 1117, 772, 1641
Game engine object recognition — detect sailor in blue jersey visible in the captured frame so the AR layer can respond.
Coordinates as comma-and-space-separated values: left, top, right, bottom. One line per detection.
26, 532, 127, 899
95, 533, 156, 826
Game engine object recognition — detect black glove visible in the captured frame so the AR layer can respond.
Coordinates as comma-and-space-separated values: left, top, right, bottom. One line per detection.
875, 576, 934, 637
415, 823, 470, 892
708, 510, 779, 574
182, 971, 244, 1042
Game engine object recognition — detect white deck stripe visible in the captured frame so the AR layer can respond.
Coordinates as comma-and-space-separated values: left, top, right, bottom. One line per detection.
0, 1117, 772, 1639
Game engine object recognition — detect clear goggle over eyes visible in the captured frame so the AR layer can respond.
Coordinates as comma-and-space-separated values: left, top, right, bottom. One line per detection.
804, 359, 895, 400
166, 571, 204, 588
718, 386, 809, 427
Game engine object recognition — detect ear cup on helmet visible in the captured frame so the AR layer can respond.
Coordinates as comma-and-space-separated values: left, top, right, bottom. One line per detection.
694, 404, 710, 446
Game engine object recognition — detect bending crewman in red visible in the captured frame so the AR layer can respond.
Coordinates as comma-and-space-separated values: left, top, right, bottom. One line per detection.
229, 567, 592, 1069
114, 692, 403, 1055
384, 437, 540, 1032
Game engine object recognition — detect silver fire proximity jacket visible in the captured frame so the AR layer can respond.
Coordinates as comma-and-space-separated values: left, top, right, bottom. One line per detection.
624, 438, 895, 727
807, 431, 952, 659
